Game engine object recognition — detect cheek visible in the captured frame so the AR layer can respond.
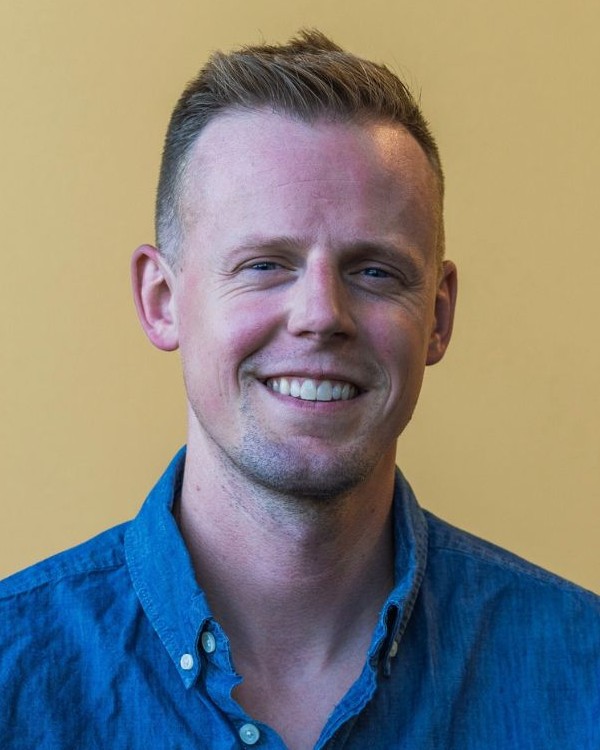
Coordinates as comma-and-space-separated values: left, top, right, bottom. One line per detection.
368, 311, 431, 387
178, 293, 279, 381
219, 296, 281, 363
366, 310, 411, 358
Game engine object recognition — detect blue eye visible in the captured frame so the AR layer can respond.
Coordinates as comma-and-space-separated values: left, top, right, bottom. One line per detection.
250, 261, 280, 271
361, 267, 391, 278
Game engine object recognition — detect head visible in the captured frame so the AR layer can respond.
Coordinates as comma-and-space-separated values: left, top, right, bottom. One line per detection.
156, 29, 445, 268
133, 33, 456, 504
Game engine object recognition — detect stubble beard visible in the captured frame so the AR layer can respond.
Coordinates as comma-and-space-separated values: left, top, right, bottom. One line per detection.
189, 371, 402, 511
222, 411, 385, 507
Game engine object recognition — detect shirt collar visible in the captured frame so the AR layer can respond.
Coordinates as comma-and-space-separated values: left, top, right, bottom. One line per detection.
125, 447, 210, 688
125, 449, 428, 688
378, 468, 429, 675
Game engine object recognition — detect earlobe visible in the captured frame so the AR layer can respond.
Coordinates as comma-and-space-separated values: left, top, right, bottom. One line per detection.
131, 244, 179, 351
426, 260, 458, 366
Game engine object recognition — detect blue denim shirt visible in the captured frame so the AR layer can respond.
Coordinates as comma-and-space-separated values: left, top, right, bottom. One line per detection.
1, 448, 599, 749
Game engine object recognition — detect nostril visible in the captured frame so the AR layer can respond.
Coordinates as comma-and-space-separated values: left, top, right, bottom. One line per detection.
287, 297, 355, 339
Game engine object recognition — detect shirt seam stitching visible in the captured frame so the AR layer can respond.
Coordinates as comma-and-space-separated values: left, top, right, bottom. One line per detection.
0, 560, 126, 602
429, 542, 598, 598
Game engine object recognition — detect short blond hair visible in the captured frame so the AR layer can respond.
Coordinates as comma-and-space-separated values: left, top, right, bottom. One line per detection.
156, 29, 444, 264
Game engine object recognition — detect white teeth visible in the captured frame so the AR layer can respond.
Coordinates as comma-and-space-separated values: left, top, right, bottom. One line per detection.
316, 381, 333, 401
266, 377, 357, 402
300, 380, 317, 400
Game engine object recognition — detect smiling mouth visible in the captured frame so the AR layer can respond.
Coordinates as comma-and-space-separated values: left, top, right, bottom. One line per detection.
265, 377, 358, 402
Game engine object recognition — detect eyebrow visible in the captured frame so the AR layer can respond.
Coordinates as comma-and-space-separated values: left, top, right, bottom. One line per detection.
230, 235, 303, 254
232, 234, 421, 257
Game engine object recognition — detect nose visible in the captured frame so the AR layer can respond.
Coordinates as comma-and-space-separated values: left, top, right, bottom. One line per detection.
286, 258, 357, 340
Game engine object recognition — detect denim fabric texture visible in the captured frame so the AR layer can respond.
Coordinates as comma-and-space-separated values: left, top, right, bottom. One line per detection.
1, 448, 599, 749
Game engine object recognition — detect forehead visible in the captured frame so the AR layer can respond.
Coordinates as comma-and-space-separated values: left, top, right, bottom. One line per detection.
186, 109, 438, 193
180, 110, 441, 255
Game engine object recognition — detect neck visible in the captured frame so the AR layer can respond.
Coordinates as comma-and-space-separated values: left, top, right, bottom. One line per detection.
176, 432, 396, 669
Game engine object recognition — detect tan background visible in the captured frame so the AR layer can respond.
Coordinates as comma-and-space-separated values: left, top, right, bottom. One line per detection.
1, 0, 598, 592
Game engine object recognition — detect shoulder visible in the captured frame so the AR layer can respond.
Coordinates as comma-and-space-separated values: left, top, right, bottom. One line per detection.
0, 522, 136, 704
423, 509, 600, 620
0, 522, 129, 608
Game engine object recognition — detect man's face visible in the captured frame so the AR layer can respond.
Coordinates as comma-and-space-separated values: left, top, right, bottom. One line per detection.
169, 110, 454, 499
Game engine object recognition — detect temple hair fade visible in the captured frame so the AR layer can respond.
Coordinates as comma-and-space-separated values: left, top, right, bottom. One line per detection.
156, 29, 445, 265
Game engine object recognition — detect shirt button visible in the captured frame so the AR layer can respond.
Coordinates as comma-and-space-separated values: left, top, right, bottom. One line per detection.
389, 640, 399, 658
239, 723, 260, 745
179, 653, 194, 670
201, 631, 217, 654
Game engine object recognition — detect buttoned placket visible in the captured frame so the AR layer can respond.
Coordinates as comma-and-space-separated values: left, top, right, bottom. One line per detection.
195, 620, 290, 748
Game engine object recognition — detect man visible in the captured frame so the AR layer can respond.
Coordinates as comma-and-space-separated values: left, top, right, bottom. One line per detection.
0, 30, 598, 750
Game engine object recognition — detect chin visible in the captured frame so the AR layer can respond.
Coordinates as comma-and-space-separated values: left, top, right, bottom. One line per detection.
230, 434, 384, 503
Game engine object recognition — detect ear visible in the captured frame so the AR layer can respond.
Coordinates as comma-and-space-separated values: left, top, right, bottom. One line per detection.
426, 260, 458, 366
131, 244, 179, 351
